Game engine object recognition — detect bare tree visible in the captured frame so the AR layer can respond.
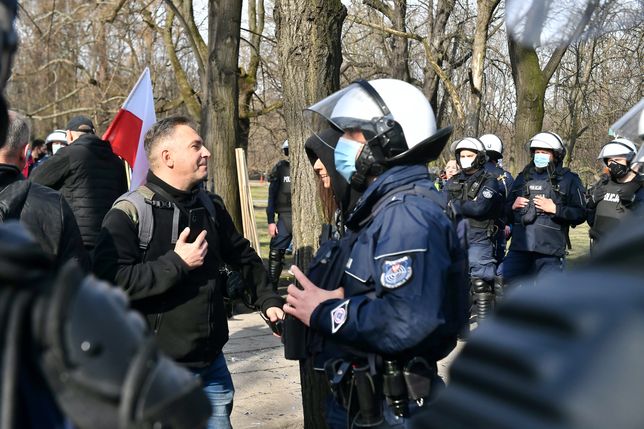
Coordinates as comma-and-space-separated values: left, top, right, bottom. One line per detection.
274, 1, 346, 426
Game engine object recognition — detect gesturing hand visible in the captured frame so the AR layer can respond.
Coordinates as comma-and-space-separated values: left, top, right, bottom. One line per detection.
534, 196, 557, 214
174, 227, 208, 270
283, 265, 344, 327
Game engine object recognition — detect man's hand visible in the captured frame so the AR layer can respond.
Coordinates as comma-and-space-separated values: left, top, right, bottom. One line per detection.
268, 223, 278, 238
512, 196, 529, 210
283, 265, 344, 327
534, 195, 557, 214
266, 306, 284, 322
174, 227, 208, 270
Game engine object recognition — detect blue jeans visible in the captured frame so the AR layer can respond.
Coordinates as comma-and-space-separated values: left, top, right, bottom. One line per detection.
190, 353, 235, 429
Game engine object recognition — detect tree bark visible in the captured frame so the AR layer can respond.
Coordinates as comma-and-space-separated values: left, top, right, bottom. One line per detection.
202, 0, 244, 231
465, 0, 500, 136
275, 1, 346, 427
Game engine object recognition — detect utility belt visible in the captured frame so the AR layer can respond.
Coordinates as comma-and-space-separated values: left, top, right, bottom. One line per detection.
324, 356, 437, 426
468, 218, 498, 239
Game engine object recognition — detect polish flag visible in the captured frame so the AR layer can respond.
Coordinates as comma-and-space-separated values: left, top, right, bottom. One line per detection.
103, 68, 156, 190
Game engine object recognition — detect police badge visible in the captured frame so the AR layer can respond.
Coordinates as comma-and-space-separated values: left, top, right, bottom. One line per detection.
380, 256, 413, 289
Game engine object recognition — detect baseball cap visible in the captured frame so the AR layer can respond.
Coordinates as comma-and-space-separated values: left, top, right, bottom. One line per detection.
66, 115, 95, 133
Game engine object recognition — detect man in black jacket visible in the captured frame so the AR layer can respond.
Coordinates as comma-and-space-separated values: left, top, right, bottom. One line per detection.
30, 115, 128, 250
0, 111, 89, 270
93, 116, 284, 429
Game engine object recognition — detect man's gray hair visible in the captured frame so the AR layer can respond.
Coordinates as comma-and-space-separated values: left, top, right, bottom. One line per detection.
144, 116, 197, 161
2, 111, 30, 154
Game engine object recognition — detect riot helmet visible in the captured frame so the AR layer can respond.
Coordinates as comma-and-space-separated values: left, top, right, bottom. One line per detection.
304, 79, 452, 190
479, 134, 504, 161
528, 131, 566, 168
450, 137, 487, 172
46, 129, 68, 154
281, 139, 289, 157
598, 138, 638, 179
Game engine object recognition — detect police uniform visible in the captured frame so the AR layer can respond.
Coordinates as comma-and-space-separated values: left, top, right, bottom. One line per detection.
503, 164, 587, 282
266, 159, 292, 290
447, 167, 503, 282
306, 165, 468, 428
483, 161, 514, 275
587, 174, 644, 246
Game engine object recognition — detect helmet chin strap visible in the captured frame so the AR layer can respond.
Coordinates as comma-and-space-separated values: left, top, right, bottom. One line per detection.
350, 141, 386, 192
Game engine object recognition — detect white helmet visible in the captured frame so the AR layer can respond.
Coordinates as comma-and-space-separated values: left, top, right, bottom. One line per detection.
528, 131, 565, 153
450, 137, 485, 154
281, 140, 289, 150
45, 129, 66, 143
479, 134, 504, 157
597, 138, 637, 165
451, 137, 487, 170
304, 78, 451, 164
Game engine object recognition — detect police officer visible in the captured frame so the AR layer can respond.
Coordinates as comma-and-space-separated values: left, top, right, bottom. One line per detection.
503, 132, 587, 284
283, 78, 469, 428
446, 137, 503, 321
267, 140, 292, 292
587, 138, 643, 249
479, 133, 515, 298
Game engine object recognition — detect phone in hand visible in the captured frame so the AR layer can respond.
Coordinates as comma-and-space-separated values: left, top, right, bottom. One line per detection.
187, 207, 207, 242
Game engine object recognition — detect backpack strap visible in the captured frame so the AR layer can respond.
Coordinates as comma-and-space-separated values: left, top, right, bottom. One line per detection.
112, 185, 158, 251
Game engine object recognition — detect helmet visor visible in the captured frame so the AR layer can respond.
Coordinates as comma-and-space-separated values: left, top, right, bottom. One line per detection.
304, 81, 393, 147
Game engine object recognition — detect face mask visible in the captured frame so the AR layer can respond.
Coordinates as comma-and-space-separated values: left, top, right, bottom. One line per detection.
334, 137, 363, 183
533, 153, 551, 169
608, 161, 629, 179
460, 157, 474, 170
52, 143, 65, 154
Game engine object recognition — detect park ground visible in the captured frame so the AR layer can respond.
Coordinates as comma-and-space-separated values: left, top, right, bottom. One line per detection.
224, 180, 591, 428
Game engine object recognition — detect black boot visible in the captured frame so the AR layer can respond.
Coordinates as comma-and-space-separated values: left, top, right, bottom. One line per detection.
472, 278, 494, 323
494, 276, 504, 305
268, 248, 285, 293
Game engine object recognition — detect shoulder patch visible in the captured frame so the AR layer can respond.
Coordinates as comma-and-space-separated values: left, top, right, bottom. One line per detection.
380, 256, 413, 289
482, 188, 494, 199
331, 299, 350, 334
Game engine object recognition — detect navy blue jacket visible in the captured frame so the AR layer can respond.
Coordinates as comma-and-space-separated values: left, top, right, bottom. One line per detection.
484, 161, 514, 200
308, 165, 467, 362
506, 165, 586, 256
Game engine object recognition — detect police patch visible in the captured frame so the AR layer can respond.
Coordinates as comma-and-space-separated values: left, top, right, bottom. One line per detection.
380, 256, 413, 289
482, 188, 493, 199
331, 300, 350, 334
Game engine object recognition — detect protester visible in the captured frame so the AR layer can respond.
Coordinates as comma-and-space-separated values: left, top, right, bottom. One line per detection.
266, 140, 292, 292
503, 131, 586, 284
0, 110, 89, 270
284, 79, 469, 428
30, 116, 128, 250
92, 116, 284, 429
27, 138, 49, 175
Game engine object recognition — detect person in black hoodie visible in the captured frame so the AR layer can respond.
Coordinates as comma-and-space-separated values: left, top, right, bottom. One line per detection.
92, 116, 284, 429
0, 110, 89, 270
30, 115, 128, 250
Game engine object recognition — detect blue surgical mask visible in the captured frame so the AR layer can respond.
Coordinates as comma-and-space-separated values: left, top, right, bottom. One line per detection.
335, 137, 363, 183
533, 152, 551, 169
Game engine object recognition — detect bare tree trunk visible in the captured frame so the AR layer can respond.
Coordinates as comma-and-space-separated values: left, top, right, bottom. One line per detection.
465, 0, 500, 135
202, 0, 244, 231
364, 0, 410, 81
507, 38, 546, 172
275, 1, 346, 427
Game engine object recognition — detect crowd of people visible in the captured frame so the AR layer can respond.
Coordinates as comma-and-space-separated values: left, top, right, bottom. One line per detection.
0, 0, 643, 427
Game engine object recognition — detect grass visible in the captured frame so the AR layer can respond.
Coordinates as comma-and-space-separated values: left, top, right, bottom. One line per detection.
248, 179, 592, 273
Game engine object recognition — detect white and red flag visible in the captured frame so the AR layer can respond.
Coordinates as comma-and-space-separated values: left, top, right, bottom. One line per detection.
103, 67, 156, 190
